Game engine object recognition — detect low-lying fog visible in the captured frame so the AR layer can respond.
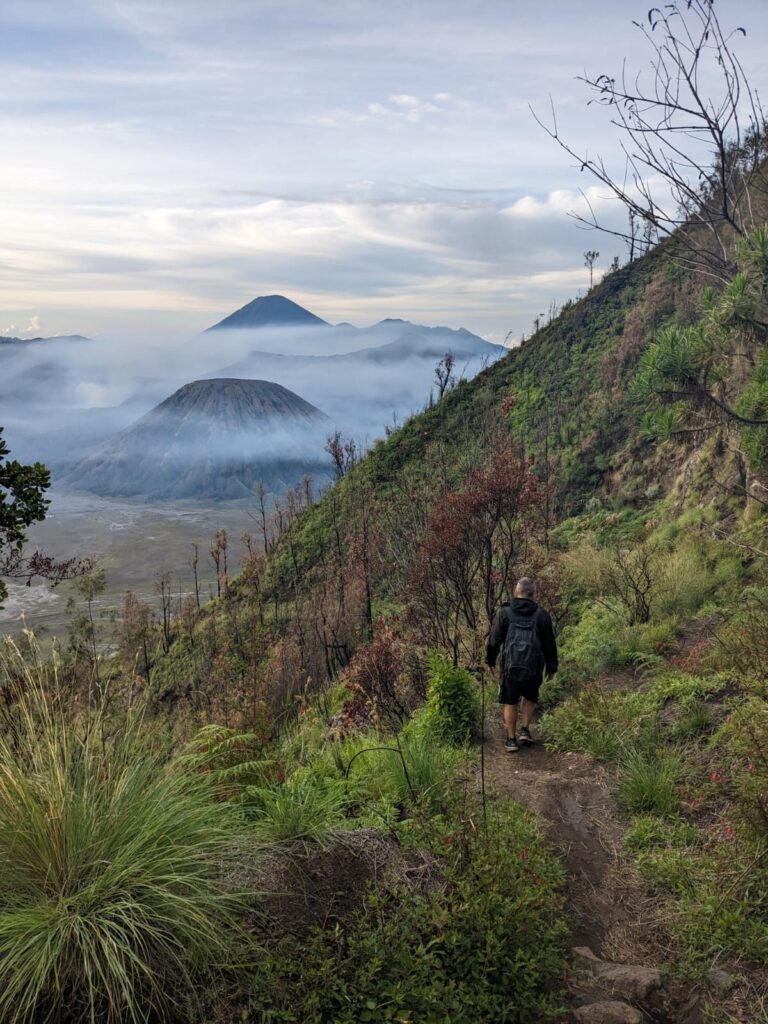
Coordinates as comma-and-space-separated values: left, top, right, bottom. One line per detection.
0, 310, 503, 632
1, 316, 503, 475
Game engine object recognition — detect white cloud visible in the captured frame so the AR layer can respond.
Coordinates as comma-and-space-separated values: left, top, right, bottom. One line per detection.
1, 0, 766, 342
0, 184, 633, 341
390, 94, 420, 107
1, 315, 43, 338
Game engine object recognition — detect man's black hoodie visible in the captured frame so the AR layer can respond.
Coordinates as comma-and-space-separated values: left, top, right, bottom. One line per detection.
486, 598, 558, 682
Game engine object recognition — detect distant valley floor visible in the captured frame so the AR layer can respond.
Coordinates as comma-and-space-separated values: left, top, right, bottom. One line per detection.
0, 491, 259, 638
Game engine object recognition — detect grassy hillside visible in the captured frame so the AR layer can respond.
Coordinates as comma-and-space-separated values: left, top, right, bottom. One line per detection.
143, 221, 768, 1019
4, 221, 768, 1022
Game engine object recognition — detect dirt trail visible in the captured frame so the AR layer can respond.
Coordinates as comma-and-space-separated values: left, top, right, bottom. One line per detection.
482, 704, 715, 1023
484, 708, 661, 962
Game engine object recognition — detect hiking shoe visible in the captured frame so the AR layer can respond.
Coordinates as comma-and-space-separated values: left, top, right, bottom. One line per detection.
504, 736, 520, 753
519, 727, 534, 746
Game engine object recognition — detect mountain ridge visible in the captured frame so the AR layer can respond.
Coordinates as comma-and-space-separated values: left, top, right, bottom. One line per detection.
0, 334, 89, 346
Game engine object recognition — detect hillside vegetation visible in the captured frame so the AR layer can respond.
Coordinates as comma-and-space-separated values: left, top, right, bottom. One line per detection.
5, 206, 768, 1023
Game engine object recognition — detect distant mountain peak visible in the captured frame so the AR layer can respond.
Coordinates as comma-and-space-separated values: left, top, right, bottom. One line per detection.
61, 377, 330, 501
154, 378, 328, 422
206, 295, 328, 331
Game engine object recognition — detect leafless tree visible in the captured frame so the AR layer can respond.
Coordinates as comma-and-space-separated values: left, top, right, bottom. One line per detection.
210, 529, 228, 598
302, 474, 314, 509
628, 209, 639, 262
155, 570, 173, 653
68, 566, 107, 695
119, 591, 153, 684
599, 543, 662, 625
0, 548, 94, 588
189, 543, 200, 610
434, 351, 456, 400
584, 249, 600, 288
534, 1, 766, 280
325, 431, 358, 481
253, 480, 271, 554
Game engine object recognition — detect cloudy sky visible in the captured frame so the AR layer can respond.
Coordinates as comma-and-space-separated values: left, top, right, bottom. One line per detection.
2, 0, 767, 343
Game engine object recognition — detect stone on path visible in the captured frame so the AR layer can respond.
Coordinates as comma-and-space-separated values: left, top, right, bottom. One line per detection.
571, 1001, 644, 1024
572, 946, 663, 1002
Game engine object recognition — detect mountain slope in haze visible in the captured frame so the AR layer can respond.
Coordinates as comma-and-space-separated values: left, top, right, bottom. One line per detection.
257, 241, 675, 597
217, 318, 502, 368
211, 320, 505, 436
0, 334, 88, 346
60, 378, 332, 501
1, 298, 503, 472
206, 295, 329, 331
348, 323, 502, 363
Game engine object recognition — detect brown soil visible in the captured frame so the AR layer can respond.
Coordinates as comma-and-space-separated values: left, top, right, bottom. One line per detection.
482, 707, 711, 1023
484, 713, 664, 964
225, 828, 441, 936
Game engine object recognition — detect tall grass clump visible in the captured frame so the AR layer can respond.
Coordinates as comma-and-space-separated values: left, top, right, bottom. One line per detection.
387, 727, 466, 812
618, 744, 683, 816
0, 639, 247, 1024
244, 775, 348, 846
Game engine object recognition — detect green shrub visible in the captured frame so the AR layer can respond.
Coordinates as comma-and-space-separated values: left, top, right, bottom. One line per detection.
540, 692, 622, 760
738, 349, 768, 473
636, 847, 697, 895
713, 697, 768, 843
542, 671, 717, 762
653, 537, 741, 619
0, 643, 246, 1024
715, 586, 768, 683
557, 605, 623, 677
422, 655, 480, 745
646, 670, 716, 705
618, 745, 683, 815
537, 671, 568, 708
252, 800, 567, 1023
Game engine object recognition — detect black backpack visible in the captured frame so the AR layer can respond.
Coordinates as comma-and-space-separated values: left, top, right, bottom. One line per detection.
502, 612, 544, 681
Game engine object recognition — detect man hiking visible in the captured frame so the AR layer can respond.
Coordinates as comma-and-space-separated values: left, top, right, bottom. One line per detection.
486, 577, 558, 752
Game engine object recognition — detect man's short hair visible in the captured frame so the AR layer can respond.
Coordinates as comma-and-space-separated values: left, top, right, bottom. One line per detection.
515, 577, 535, 598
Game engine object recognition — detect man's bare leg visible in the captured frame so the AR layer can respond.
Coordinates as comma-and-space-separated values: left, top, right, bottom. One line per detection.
520, 699, 537, 729
503, 702, 519, 739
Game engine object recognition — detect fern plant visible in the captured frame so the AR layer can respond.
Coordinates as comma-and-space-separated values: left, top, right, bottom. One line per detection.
181, 722, 275, 796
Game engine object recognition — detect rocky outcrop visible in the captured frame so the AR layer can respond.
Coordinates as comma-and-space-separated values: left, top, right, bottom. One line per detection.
572, 946, 664, 1003
569, 946, 706, 1024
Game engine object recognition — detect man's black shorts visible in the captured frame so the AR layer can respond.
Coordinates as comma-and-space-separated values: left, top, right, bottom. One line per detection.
498, 675, 541, 705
